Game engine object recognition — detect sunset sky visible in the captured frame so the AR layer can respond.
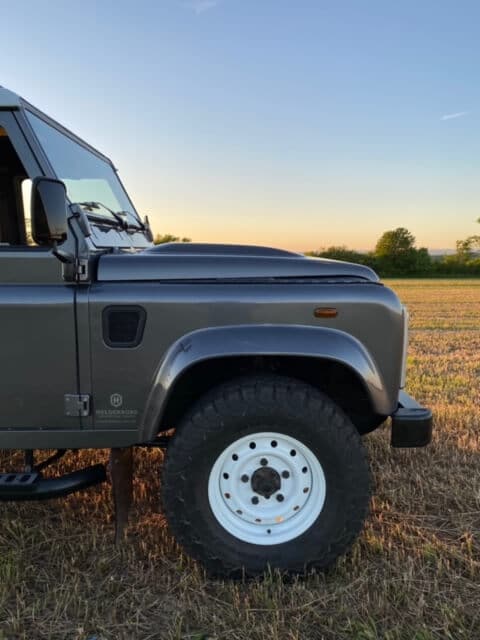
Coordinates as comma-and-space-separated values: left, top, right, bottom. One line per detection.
2, 0, 480, 252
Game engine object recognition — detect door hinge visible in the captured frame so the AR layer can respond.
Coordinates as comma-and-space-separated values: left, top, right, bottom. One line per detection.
64, 394, 91, 417
75, 259, 89, 281
61, 258, 89, 282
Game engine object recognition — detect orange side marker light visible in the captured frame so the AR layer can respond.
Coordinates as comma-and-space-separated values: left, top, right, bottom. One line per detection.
314, 307, 338, 319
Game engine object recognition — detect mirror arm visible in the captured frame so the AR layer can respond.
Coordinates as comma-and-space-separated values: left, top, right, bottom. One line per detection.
144, 215, 154, 242
52, 240, 75, 264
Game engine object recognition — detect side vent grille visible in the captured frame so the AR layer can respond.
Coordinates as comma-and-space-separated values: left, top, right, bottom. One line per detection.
103, 306, 146, 348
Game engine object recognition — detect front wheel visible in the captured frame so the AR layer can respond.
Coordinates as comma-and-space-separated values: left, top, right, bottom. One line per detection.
162, 375, 371, 577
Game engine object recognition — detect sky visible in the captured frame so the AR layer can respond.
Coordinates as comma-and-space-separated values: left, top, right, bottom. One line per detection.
1, 0, 480, 252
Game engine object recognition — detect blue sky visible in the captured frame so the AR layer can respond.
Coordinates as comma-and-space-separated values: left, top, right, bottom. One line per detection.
1, 0, 480, 251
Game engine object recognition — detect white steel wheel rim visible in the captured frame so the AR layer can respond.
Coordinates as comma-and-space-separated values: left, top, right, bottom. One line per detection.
208, 431, 326, 545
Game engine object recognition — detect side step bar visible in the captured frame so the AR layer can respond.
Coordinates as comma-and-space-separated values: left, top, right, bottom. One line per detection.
0, 464, 106, 501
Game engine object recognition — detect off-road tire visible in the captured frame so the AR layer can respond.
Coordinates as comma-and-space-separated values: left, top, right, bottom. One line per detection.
162, 375, 371, 577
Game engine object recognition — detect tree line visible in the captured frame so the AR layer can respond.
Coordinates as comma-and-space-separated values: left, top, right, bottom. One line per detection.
154, 226, 480, 278
307, 225, 480, 277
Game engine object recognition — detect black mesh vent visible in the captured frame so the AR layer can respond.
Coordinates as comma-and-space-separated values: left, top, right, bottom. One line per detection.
103, 306, 146, 348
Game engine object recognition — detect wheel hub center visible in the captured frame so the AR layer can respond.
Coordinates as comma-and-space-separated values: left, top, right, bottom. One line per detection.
250, 466, 281, 498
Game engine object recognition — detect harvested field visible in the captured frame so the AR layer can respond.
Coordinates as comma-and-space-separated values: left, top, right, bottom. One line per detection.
1, 279, 479, 639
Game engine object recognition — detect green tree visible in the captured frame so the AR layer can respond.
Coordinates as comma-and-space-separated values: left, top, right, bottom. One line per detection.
154, 233, 191, 245
374, 227, 421, 275
306, 246, 379, 272
455, 236, 480, 262
307, 246, 367, 263
375, 227, 415, 256
415, 247, 432, 273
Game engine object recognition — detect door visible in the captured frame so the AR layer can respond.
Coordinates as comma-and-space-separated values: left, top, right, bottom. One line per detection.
0, 112, 80, 430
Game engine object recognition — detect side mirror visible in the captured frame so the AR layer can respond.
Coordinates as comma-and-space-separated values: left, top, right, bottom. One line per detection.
31, 177, 68, 246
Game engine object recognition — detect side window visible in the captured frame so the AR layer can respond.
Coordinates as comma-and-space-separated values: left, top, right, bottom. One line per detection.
0, 126, 37, 246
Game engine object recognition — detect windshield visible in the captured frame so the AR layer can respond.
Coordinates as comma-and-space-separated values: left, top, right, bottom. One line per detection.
26, 111, 141, 227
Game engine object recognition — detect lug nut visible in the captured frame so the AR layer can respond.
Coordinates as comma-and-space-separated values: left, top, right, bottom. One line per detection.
281, 470, 290, 479
260, 458, 268, 466
276, 494, 284, 502
241, 474, 249, 483
251, 496, 259, 505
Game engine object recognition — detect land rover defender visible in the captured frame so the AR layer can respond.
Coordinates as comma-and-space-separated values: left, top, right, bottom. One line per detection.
0, 86, 432, 576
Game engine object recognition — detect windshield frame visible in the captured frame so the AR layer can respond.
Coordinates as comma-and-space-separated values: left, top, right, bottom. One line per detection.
21, 100, 142, 226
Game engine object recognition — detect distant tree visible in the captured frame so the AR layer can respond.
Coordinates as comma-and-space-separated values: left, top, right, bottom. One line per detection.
307, 246, 379, 272
415, 247, 432, 273
432, 234, 480, 275
374, 227, 421, 275
438, 217, 480, 272
154, 233, 191, 245
455, 236, 480, 261
307, 246, 367, 263
375, 227, 415, 257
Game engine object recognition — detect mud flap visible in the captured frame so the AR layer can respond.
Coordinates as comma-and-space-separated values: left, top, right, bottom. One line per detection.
391, 391, 432, 448
109, 447, 134, 543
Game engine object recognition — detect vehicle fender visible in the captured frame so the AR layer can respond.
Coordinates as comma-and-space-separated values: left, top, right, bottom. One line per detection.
139, 324, 388, 441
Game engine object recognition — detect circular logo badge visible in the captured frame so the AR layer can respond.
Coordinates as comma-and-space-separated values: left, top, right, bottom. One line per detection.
110, 393, 123, 409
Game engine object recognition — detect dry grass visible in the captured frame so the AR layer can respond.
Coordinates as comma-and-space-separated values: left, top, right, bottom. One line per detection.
1, 279, 480, 639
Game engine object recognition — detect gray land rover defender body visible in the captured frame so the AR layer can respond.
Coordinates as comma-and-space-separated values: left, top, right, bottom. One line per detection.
0, 86, 432, 576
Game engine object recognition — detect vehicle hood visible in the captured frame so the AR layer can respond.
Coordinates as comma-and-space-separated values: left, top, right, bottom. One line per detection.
96, 243, 379, 283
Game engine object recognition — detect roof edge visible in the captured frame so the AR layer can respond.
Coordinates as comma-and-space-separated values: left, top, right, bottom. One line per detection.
0, 86, 22, 109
